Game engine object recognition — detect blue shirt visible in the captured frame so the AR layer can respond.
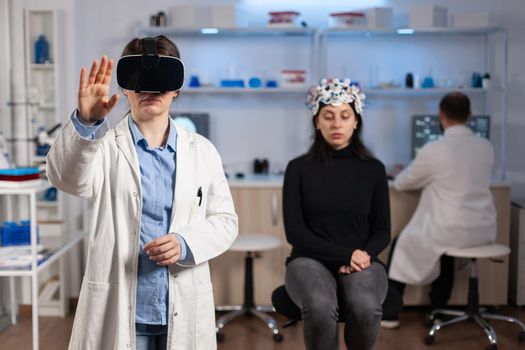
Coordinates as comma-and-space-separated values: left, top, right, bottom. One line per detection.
71, 111, 194, 325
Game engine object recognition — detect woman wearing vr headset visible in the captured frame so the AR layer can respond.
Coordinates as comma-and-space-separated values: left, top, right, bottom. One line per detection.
47, 35, 238, 349
282, 78, 390, 350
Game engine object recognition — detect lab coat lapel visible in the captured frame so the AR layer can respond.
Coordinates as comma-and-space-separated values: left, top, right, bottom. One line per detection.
170, 125, 194, 230
114, 116, 141, 191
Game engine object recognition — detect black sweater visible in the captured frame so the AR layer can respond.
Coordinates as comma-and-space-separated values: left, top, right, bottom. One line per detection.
283, 145, 391, 272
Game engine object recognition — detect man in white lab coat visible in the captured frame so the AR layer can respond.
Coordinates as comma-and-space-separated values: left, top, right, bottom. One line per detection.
383, 92, 496, 328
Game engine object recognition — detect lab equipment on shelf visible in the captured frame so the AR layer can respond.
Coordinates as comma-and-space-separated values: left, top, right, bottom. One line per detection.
1, 221, 40, 246
34, 34, 50, 64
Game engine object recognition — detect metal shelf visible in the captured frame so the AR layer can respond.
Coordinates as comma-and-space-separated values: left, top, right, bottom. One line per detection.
0, 232, 86, 276
30, 63, 55, 70
324, 26, 503, 37
139, 26, 317, 37
365, 87, 490, 97
36, 201, 58, 207
182, 87, 307, 94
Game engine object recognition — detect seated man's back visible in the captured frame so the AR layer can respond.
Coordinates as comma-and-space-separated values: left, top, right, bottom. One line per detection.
389, 92, 496, 286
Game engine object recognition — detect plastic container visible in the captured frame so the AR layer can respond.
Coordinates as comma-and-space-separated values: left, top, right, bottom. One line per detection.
452, 13, 495, 28
220, 79, 245, 88
281, 70, 306, 87
329, 12, 366, 28
1, 220, 39, 246
34, 34, 50, 64
268, 11, 300, 28
409, 5, 448, 28
366, 7, 393, 29
0, 167, 40, 176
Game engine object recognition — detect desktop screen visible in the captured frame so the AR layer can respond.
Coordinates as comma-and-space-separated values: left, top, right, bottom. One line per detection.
411, 115, 490, 158
170, 112, 210, 139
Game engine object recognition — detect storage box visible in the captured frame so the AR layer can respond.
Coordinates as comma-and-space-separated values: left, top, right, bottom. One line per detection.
169, 5, 211, 28
210, 5, 236, 28
170, 5, 239, 28
452, 13, 495, 28
281, 70, 306, 87
329, 12, 366, 28
410, 5, 448, 28
268, 11, 300, 28
1, 221, 39, 246
366, 7, 393, 29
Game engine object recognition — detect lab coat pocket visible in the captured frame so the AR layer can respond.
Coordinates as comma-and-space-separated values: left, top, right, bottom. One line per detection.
189, 186, 206, 223
69, 281, 118, 350
195, 283, 215, 349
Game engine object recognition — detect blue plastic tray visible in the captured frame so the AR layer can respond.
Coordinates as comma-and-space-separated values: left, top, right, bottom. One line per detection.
0, 167, 40, 176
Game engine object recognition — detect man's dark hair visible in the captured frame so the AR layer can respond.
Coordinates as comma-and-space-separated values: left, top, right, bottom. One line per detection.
439, 91, 471, 122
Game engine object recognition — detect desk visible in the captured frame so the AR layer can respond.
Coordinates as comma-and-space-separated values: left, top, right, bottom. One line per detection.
211, 176, 510, 307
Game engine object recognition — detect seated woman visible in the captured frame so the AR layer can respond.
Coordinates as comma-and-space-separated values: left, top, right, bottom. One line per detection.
283, 78, 390, 350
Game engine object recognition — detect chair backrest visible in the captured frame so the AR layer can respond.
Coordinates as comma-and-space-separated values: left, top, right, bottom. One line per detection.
272, 284, 404, 322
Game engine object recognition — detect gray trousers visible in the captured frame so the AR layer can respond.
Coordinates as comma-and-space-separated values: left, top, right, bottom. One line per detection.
285, 257, 388, 350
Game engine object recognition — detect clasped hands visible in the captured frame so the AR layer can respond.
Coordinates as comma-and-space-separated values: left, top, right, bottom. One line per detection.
338, 249, 371, 275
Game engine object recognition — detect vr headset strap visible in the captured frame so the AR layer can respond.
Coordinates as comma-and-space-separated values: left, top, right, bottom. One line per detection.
143, 37, 157, 55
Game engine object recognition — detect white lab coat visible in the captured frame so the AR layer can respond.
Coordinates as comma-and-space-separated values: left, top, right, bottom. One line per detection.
389, 125, 496, 285
46, 116, 238, 350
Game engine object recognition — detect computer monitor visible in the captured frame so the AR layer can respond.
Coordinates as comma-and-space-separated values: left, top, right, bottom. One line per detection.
170, 112, 210, 139
411, 115, 490, 158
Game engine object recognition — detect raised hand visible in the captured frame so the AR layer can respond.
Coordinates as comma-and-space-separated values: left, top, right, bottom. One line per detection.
77, 55, 120, 125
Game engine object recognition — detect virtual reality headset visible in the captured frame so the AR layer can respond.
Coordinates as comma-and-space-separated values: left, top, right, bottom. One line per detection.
116, 37, 184, 93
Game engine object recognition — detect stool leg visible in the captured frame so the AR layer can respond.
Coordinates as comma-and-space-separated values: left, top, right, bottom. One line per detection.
481, 313, 525, 332
244, 252, 255, 309
255, 305, 276, 313
428, 308, 466, 320
474, 315, 498, 346
428, 314, 469, 336
216, 309, 246, 331
250, 308, 283, 341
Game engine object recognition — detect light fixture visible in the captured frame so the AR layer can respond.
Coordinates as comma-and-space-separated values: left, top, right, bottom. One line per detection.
201, 28, 219, 34
397, 28, 415, 35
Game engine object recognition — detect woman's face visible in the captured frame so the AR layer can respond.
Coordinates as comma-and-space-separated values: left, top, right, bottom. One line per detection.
316, 104, 358, 150
124, 90, 178, 121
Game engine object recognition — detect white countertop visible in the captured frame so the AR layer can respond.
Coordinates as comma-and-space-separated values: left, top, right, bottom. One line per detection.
228, 174, 284, 188
227, 174, 511, 189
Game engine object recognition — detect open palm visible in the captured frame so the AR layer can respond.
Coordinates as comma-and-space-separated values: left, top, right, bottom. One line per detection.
78, 55, 119, 124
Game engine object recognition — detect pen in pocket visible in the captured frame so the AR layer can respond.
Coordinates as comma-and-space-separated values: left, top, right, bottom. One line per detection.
197, 186, 203, 206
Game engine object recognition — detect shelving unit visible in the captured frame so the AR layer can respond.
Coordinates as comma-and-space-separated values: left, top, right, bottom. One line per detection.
320, 26, 508, 179
23, 9, 65, 317
24, 9, 60, 166
0, 181, 86, 350
138, 26, 320, 88
135, 24, 508, 179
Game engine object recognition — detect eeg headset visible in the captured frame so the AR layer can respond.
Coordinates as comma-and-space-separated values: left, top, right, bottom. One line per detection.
116, 37, 184, 93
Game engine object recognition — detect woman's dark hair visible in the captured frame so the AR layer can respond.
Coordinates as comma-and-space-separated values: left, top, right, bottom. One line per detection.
121, 35, 180, 58
306, 102, 374, 162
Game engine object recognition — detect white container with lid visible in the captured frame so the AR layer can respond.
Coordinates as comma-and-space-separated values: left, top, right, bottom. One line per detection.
329, 12, 366, 28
